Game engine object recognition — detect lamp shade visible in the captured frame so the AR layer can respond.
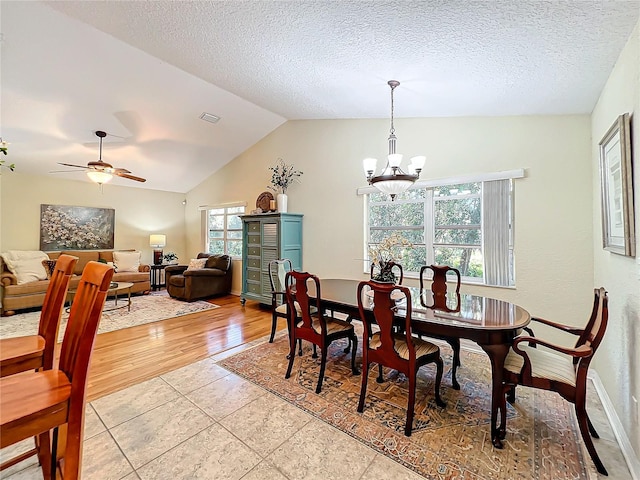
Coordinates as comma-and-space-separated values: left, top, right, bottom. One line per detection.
86, 170, 113, 184
149, 234, 166, 247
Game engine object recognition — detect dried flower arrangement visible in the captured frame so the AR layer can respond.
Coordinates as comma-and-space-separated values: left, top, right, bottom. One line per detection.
368, 232, 413, 282
268, 158, 303, 194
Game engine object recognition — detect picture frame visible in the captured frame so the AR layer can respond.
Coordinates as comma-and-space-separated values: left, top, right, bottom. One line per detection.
598, 113, 635, 257
40, 204, 115, 250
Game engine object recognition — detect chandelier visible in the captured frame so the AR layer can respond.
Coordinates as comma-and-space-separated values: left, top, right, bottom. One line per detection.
363, 80, 425, 200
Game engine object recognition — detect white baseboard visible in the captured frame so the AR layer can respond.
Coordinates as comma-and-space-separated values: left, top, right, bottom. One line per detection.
589, 370, 640, 480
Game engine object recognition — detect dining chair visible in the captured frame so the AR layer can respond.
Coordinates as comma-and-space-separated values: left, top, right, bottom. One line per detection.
268, 258, 293, 343
0, 261, 114, 480
0, 254, 78, 378
500, 287, 609, 476
357, 280, 446, 436
370, 261, 404, 284
419, 264, 463, 389
284, 271, 359, 394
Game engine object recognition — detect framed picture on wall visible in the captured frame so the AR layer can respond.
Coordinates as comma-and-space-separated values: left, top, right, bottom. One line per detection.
598, 113, 635, 257
40, 205, 115, 250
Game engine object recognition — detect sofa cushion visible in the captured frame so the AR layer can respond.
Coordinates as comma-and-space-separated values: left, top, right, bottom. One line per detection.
205, 254, 231, 271
1, 251, 49, 284
186, 258, 207, 271
113, 251, 141, 272
112, 271, 149, 283
61, 250, 99, 275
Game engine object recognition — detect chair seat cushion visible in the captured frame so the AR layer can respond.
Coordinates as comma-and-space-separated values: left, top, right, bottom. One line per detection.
296, 315, 352, 335
275, 302, 318, 317
504, 344, 576, 386
370, 332, 439, 360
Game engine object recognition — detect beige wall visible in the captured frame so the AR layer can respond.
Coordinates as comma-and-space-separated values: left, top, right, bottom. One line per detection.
187, 114, 595, 338
0, 172, 188, 265
591, 20, 640, 457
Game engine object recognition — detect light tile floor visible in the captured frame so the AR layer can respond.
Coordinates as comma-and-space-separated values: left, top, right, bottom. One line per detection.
0, 347, 634, 480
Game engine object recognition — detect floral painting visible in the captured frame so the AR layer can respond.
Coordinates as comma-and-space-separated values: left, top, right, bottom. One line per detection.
40, 205, 115, 250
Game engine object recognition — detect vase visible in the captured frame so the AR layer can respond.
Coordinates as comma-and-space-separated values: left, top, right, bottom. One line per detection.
277, 193, 288, 213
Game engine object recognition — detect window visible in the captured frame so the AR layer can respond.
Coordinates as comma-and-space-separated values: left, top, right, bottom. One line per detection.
365, 180, 514, 285
206, 205, 245, 258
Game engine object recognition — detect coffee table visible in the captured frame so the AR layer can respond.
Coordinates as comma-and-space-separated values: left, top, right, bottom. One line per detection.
67, 281, 134, 313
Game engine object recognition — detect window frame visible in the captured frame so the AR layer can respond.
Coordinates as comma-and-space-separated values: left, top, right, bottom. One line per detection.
364, 181, 514, 286
205, 204, 246, 259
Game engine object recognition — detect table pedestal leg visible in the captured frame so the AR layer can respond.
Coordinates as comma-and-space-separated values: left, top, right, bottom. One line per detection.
479, 343, 509, 448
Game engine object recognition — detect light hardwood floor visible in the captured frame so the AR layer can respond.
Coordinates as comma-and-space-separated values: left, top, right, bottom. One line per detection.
86, 294, 277, 402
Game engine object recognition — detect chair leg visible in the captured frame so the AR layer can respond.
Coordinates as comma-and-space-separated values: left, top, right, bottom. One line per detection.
311, 343, 317, 358
434, 357, 446, 408
316, 345, 328, 394
575, 403, 608, 475
36, 430, 53, 479
405, 373, 416, 436
376, 363, 384, 383
285, 336, 296, 379
300, 340, 305, 357
507, 385, 516, 403
51, 426, 59, 480
350, 333, 360, 375
269, 312, 277, 343
446, 338, 461, 390
357, 361, 369, 413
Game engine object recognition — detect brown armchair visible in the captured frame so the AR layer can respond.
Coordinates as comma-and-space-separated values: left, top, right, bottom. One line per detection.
165, 253, 232, 302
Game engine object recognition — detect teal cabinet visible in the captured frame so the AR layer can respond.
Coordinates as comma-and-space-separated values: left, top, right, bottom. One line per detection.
240, 213, 303, 305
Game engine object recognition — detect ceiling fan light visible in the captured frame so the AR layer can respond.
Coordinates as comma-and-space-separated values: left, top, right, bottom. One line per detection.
87, 170, 113, 184
363, 157, 377, 176
387, 153, 403, 168
410, 155, 426, 170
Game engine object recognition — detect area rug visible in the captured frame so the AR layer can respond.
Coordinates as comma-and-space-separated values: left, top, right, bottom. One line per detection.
219, 327, 596, 480
0, 291, 219, 341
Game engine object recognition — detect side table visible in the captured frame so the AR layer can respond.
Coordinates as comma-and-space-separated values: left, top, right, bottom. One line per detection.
150, 264, 166, 291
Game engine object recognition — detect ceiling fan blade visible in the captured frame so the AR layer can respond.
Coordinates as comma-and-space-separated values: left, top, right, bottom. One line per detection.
58, 162, 89, 169
115, 172, 146, 182
113, 167, 132, 174
50, 169, 86, 173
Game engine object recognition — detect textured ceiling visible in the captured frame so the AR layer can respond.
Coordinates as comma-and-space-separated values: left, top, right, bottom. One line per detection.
1, 0, 639, 192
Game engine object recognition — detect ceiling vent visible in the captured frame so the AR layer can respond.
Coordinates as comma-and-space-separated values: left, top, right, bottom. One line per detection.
199, 112, 220, 124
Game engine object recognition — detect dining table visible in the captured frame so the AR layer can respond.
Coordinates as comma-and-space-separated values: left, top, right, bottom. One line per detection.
309, 278, 531, 448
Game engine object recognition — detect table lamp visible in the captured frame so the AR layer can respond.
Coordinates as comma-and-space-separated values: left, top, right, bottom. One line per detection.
149, 234, 166, 265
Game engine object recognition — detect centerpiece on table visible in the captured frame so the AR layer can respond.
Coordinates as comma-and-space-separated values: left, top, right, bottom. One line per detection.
163, 252, 178, 265
267, 158, 303, 213
368, 232, 413, 283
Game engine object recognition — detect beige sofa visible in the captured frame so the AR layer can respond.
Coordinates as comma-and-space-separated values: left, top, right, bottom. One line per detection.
0, 250, 150, 316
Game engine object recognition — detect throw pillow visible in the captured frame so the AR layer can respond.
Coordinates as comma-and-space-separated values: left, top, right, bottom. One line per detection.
112, 251, 141, 273
41, 259, 57, 279
1, 251, 49, 284
186, 258, 207, 271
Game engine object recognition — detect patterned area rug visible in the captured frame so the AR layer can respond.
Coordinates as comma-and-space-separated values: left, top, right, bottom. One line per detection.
0, 291, 219, 341
219, 327, 596, 480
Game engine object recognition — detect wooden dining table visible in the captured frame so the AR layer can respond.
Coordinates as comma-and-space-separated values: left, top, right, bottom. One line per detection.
309, 278, 531, 448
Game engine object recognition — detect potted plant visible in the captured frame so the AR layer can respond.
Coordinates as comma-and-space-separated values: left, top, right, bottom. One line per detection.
368, 233, 413, 283
267, 158, 303, 213
163, 252, 178, 265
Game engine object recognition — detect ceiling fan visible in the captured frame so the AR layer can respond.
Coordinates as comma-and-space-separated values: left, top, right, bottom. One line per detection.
56, 130, 146, 184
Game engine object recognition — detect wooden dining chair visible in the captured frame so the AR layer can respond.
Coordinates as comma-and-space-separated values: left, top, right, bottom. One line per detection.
357, 280, 446, 436
0, 254, 78, 378
284, 271, 359, 393
268, 258, 293, 343
370, 261, 404, 284
0, 255, 78, 472
0, 261, 114, 480
419, 264, 463, 389
500, 287, 609, 475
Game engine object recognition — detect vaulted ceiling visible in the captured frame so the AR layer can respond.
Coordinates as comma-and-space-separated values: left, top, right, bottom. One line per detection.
2, 1, 639, 192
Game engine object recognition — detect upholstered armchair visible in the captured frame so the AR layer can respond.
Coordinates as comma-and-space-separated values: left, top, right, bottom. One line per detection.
165, 253, 232, 301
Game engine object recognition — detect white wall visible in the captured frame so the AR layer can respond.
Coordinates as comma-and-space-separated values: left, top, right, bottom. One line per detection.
0, 172, 187, 264
187, 114, 595, 336
591, 20, 640, 457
